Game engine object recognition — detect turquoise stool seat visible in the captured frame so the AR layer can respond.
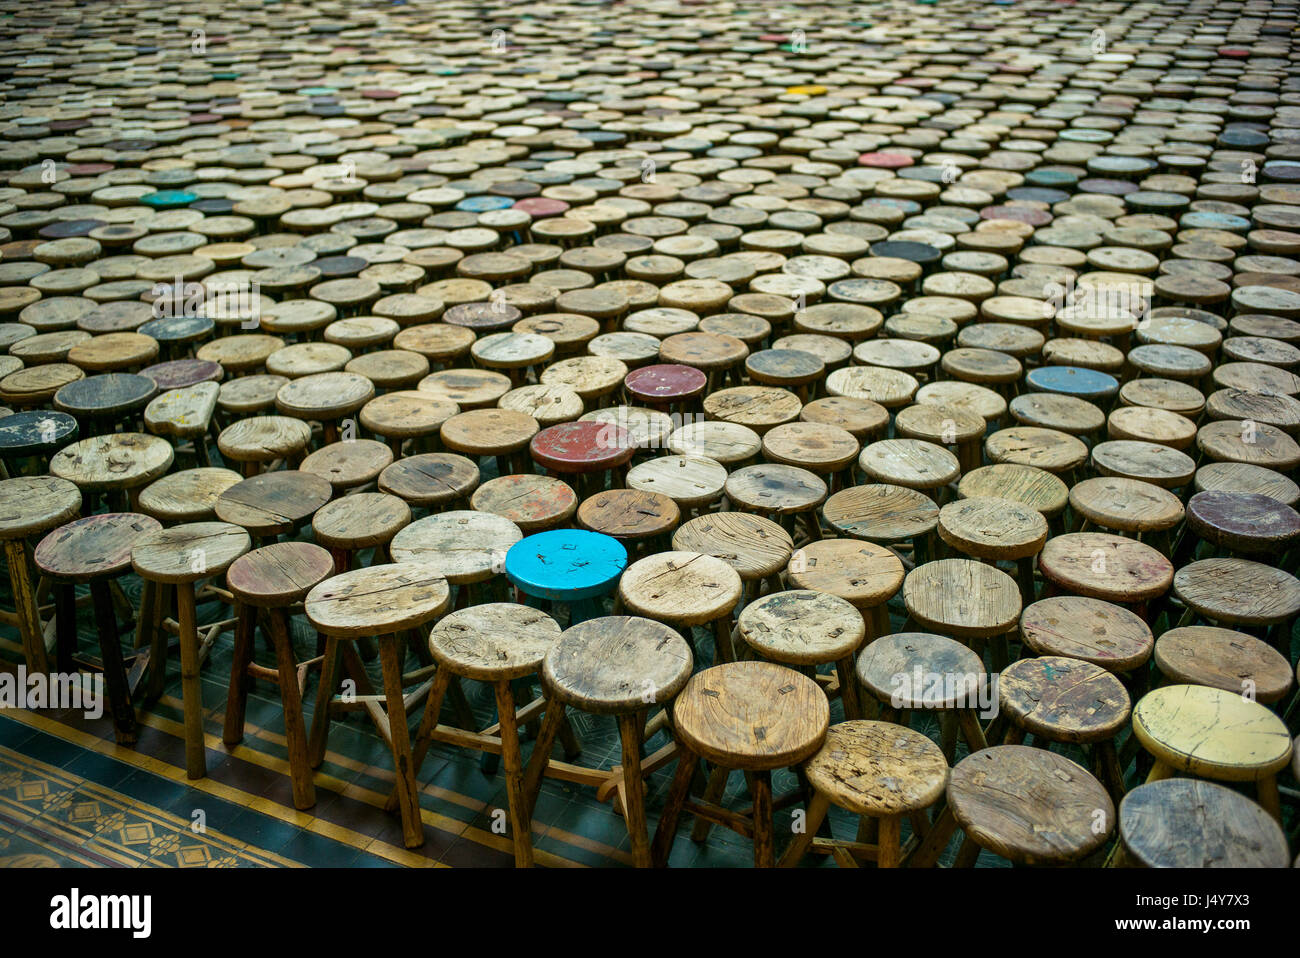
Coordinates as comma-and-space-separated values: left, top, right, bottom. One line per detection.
505, 529, 627, 612
1025, 365, 1119, 404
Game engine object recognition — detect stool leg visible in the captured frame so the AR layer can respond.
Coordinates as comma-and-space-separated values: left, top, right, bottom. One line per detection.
222, 604, 256, 748
493, 680, 533, 867
836, 655, 862, 720
1256, 775, 1282, 823
617, 711, 652, 868
90, 579, 136, 744
652, 746, 699, 868
5, 539, 48, 673
523, 700, 568, 819
176, 583, 206, 780
1095, 739, 1126, 809
307, 634, 341, 768
878, 814, 903, 868
691, 763, 729, 842
378, 635, 423, 848
54, 582, 76, 676
269, 609, 315, 810
751, 769, 775, 868
957, 708, 989, 753
777, 792, 829, 867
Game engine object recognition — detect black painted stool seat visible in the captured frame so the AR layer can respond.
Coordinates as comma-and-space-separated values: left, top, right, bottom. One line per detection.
0, 409, 78, 458
53, 372, 157, 419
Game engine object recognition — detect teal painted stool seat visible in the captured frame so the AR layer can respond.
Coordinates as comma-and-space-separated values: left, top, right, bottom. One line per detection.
1025, 365, 1119, 405
505, 529, 627, 623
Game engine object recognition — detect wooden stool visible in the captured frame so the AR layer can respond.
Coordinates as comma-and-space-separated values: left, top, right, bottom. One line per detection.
1069, 477, 1184, 548
617, 550, 742, 662
627, 455, 727, 516
652, 661, 828, 867
856, 631, 991, 761
658, 330, 748, 391
1178, 490, 1300, 561
311, 492, 411, 572
471, 474, 577, 533
217, 375, 289, 422
998, 656, 1130, 805
761, 422, 859, 492
531, 615, 693, 867
49, 432, 173, 511
1107, 405, 1197, 450
858, 438, 959, 502
499, 384, 584, 428
736, 589, 866, 717
918, 745, 1113, 867
984, 426, 1088, 477
137, 468, 242, 524
666, 419, 761, 467
197, 334, 284, 375
800, 395, 890, 443
577, 489, 679, 553
344, 349, 429, 391
53, 372, 156, 435
469, 332, 554, 386
266, 342, 352, 379
389, 511, 522, 603
1132, 685, 1293, 822
539, 355, 628, 409
306, 561, 451, 846
779, 720, 949, 868
224, 542, 335, 809
1197, 419, 1300, 473
895, 403, 986, 475
1153, 626, 1294, 705
530, 420, 635, 498
214, 471, 333, 542
144, 382, 220, 466
785, 538, 904, 639
275, 371, 375, 445
671, 512, 793, 602
1116, 779, 1291, 868
35, 512, 163, 743
1009, 393, 1105, 442
725, 463, 828, 542
504, 529, 627, 624
1193, 462, 1299, 508
1091, 439, 1196, 490
1020, 595, 1153, 678
406, 603, 563, 866
821, 483, 940, 565
1039, 533, 1173, 615
378, 452, 480, 511
359, 391, 458, 456
440, 407, 539, 475
0, 410, 78, 476
902, 558, 1021, 670
0, 475, 80, 672
1171, 557, 1300, 644
703, 385, 802, 436
131, 522, 250, 778
623, 363, 707, 412
418, 368, 512, 410
216, 416, 312, 476
937, 496, 1047, 603
746, 348, 824, 403
300, 439, 393, 493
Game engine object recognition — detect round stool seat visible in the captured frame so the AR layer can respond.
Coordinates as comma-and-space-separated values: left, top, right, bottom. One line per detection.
218, 375, 289, 416
197, 334, 284, 374
418, 369, 512, 409
67, 332, 158, 372
53, 372, 156, 419
903, 558, 1020, 639
826, 366, 919, 407
498, 384, 584, 427
703, 386, 802, 434
746, 348, 825, 390
1197, 419, 1300, 471
531, 420, 634, 474
737, 590, 865, 665
1205, 388, 1300, 436
627, 455, 727, 510
1185, 490, 1300, 554
35, 512, 162, 582
1091, 440, 1196, 489
390, 511, 522, 584
985, 426, 1088, 474
1039, 532, 1172, 603
378, 453, 480, 508
624, 364, 707, 405
671, 661, 828, 770
658, 331, 748, 372
1107, 405, 1197, 450
895, 402, 986, 446
786, 538, 903, 609
217, 416, 312, 466
666, 420, 761, 465
856, 632, 987, 709
1009, 393, 1104, 436
947, 745, 1113, 865
428, 603, 562, 681
858, 439, 960, 490
800, 396, 890, 441
539, 356, 628, 401
725, 463, 827, 515
471, 475, 577, 533
999, 656, 1130, 743
1025, 365, 1118, 402
137, 467, 243, 522
578, 489, 679, 541
305, 561, 451, 638
1119, 779, 1292, 868
1020, 596, 1152, 672
0, 364, 84, 407
916, 380, 1006, 424
1129, 344, 1211, 381
804, 720, 948, 817
761, 422, 859, 474
344, 350, 429, 389
1068, 477, 1184, 533
1154, 626, 1294, 705
131, 521, 250, 584
140, 359, 222, 391
0, 410, 78, 460
581, 407, 674, 452
1213, 361, 1300, 396
855, 339, 941, 374
1117, 377, 1205, 418
957, 464, 1068, 516
1193, 462, 1299, 507
822, 483, 939, 543
360, 391, 459, 443
543, 615, 692, 715
1132, 685, 1293, 782
0, 475, 81, 539
266, 342, 351, 379
671, 513, 793, 581
50, 432, 173, 492
300, 439, 394, 491
214, 471, 333, 538
441, 408, 539, 458
938, 496, 1048, 560
470, 332, 554, 372
394, 323, 475, 363
1172, 557, 1300, 626
504, 530, 627, 602
942, 347, 1022, 385
276, 372, 374, 422
311, 492, 411, 552
619, 550, 742, 625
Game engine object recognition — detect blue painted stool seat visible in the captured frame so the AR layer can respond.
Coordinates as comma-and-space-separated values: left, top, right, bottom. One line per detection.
505, 530, 626, 602
1025, 365, 1119, 402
